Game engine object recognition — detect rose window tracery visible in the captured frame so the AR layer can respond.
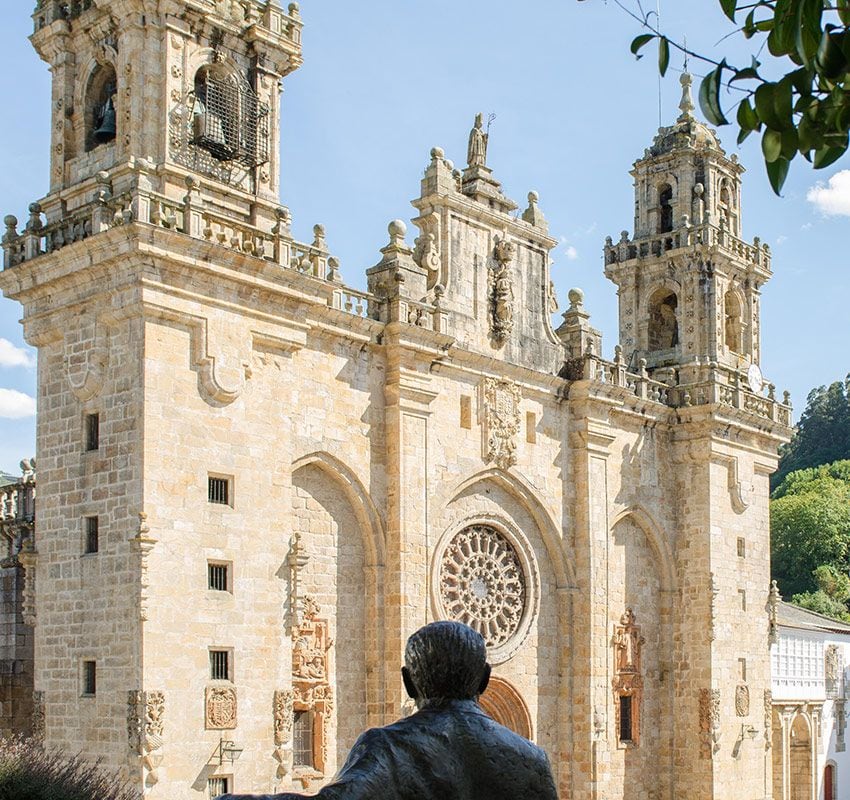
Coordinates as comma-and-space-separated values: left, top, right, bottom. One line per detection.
439, 525, 527, 648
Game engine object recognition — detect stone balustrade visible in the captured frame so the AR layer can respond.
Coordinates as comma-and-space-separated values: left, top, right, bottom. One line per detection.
604, 222, 771, 273
578, 348, 792, 424
33, 1, 303, 46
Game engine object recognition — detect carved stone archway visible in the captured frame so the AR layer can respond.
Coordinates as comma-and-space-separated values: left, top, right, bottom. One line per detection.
478, 676, 533, 741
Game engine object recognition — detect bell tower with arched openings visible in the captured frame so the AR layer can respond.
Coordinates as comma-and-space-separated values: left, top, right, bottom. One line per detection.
30, 0, 302, 231
605, 73, 772, 388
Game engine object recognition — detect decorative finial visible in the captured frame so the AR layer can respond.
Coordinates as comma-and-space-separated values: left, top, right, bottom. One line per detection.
678, 71, 695, 122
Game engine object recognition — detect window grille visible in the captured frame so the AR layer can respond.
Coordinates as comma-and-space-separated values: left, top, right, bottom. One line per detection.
293, 710, 314, 768
192, 72, 269, 169
208, 777, 229, 798
82, 661, 96, 696
208, 477, 230, 506
618, 695, 633, 742
85, 516, 99, 554
209, 563, 229, 592
85, 413, 100, 451
210, 650, 230, 681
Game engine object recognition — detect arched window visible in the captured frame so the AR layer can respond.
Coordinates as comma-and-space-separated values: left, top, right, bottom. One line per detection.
478, 676, 533, 740
85, 63, 117, 151
648, 290, 679, 351
719, 180, 739, 236
724, 291, 744, 353
191, 64, 269, 168
658, 185, 673, 233
825, 763, 836, 800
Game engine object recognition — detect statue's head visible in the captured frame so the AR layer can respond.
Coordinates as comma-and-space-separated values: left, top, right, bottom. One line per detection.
402, 621, 491, 708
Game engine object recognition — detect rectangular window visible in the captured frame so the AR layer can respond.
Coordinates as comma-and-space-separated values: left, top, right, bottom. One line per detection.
85, 413, 100, 451
82, 660, 96, 696
737, 537, 746, 558
84, 516, 99, 554
618, 695, 633, 742
739, 589, 747, 611
208, 476, 230, 506
293, 710, 314, 768
210, 649, 230, 681
208, 563, 229, 592
526, 412, 537, 444
208, 777, 229, 798
739, 657, 748, 682
459, 395, 472, 430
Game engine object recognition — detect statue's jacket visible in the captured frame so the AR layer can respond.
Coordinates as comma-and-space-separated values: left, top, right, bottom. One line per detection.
221, 700, 559, 800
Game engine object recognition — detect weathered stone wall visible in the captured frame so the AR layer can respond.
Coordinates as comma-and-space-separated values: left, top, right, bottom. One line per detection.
0, 564, 33, 737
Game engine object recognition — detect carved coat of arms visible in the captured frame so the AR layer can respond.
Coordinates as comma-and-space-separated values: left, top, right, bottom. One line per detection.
482, 378, 521, 470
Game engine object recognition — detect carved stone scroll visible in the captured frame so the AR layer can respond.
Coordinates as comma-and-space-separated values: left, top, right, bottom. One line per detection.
129, 690, 165, 786
699, 688, 721, 758
482, 378, 521, 470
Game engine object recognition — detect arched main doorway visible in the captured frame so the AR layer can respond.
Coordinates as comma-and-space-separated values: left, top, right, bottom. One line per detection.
478, 676, 533, 741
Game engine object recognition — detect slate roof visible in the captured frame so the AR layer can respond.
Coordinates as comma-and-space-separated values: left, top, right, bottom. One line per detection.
777, 601, 850, 636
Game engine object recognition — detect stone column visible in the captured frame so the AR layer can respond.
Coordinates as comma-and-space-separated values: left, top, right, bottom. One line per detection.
382, 330, 436, 721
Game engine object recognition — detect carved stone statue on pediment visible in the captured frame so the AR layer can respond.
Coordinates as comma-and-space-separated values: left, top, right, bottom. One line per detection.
467, 113, 489, 168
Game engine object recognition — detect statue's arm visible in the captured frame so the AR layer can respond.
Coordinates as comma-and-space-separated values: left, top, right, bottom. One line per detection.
218, 730, 386, 800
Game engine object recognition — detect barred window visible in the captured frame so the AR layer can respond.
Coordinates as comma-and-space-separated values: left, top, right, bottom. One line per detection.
208, 776, 229, 798
293, 710, 314, 768
208, 476, 230, 506
210, 650, 230, 681
192, 67, 269, 168
84, 516, 99, 554
82, 661, 96, 696
85, 413, 100, 451
208, 563, 229, 592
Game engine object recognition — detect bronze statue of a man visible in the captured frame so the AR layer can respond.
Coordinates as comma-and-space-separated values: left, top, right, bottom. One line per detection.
220, 620, 558, 800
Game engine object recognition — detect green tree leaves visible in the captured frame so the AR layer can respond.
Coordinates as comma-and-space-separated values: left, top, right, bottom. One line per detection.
616, 0, 850, 193
770, 462, 850, 602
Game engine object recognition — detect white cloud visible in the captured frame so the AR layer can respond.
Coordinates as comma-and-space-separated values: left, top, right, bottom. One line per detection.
775, 235, 788, 245
0, 389, 36, 419
565, 245, 579, 260
0, 339, 34, 369
807, 170, 850, 217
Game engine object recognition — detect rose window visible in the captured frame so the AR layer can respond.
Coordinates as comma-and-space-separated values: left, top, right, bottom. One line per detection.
439, 525, 527, 648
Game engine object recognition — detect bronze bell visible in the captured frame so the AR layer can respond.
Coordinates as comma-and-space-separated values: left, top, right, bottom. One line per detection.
93, 96, 117, 144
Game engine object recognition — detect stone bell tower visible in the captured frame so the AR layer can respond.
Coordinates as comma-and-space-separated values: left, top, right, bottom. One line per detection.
30, 0, 301, 232
2, 1, 308, 795
605, 73, 772, 389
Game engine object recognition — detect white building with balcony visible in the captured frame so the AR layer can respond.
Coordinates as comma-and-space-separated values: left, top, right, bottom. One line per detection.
772, 600, 850, 800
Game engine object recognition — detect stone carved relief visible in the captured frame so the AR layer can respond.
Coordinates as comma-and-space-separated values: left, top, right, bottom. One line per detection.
735, 684, 750, 717
273, 689, 295, 776
206, 686, 237, 730
699, 688, 721, 757
490, 238, 515, 344
31, 690, 45, 747
835, 699, 847, 752
764, 690, 773, 749
613, 608, 645, 747
64, 317, 109, 402
414, 211, 441, 288
128, 690, 165, 786
438, 525, 526, 650
826, 645, 843, 697
291, 597, 334, 777
614, 609, 645, 674
482, 378, 521, 470
768, 580, 781, 646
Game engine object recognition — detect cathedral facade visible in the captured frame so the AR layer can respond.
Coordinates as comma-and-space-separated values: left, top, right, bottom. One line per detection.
0, 2, 792, 799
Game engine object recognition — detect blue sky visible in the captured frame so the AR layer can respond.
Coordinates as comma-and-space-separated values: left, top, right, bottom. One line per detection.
0, 0, 848, 473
